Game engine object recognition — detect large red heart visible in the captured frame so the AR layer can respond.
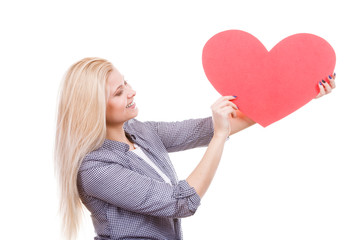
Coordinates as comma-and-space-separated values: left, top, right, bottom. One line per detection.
202, 30, 336, 127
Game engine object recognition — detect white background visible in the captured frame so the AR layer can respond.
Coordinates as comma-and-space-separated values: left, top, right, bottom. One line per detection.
1, 1, 359, 239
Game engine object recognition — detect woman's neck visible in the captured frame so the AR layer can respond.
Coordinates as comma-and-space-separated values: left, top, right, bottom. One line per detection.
106, 124, 135, 149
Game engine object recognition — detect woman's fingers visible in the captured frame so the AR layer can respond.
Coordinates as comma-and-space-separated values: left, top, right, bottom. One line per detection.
217, 100, 238, 112
316, 81, 326, 98
328, 74, 336, 89
322, 79, 332, 93
212, 95, 236, 106
213, 104, 237, 119
315, 73, 336, 99
316, 80, 331, 98
219, 106, 237, 117
212, 96, 238, 111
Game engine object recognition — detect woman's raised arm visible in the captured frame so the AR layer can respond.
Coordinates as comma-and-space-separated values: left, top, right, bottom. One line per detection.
186, 96, 238, 198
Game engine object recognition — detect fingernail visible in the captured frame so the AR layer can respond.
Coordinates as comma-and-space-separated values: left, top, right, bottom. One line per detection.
329, 75, 332, 79
319, 81, 322, 85
322, 79, 326, 84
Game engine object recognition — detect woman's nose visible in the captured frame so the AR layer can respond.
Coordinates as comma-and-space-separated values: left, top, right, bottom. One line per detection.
128, 89, 136, 98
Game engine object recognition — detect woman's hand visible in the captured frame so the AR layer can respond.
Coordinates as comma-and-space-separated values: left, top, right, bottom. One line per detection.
315, 73, 336, 99
211, 96, 238, 139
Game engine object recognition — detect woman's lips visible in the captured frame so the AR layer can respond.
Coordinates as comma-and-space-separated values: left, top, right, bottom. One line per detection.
126, 101, 135, 108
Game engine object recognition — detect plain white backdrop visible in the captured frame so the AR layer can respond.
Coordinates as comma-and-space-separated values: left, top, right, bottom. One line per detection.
1, 1, 359, 239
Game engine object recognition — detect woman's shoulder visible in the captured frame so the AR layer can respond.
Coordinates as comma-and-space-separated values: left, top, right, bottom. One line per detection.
124, 118, 157, 135
79, 144, 126, 172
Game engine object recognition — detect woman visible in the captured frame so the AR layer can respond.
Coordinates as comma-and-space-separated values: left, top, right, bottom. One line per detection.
55, 57, 335, 240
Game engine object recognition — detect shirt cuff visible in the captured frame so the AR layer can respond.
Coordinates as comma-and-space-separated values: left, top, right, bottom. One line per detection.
173, 180, 201, 213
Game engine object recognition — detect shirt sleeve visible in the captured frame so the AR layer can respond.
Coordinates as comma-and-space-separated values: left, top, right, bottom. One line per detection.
144, 117, 214, 152
78, 159, 201, 218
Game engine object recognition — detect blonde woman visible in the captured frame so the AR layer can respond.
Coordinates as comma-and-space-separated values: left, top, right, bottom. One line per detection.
55, 57, 335, 240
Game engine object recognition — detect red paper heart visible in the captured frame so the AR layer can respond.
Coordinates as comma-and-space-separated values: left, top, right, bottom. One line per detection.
202, 30, 336, 127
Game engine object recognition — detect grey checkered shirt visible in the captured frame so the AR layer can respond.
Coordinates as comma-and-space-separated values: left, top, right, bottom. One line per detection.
77, 117, 214, 240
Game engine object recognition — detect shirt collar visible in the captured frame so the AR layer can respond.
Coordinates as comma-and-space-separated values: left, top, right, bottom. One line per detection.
102, 139, 131, 152
102, 120, 138, 152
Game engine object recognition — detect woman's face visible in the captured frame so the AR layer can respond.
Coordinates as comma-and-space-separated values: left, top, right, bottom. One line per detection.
106, 68, 138, 126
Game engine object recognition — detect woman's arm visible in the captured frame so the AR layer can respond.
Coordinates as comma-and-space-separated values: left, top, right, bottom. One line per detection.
143, 117, 215, 152
186, 135, 227, 198
78, 159, 201, 218
187, 96, 238, 198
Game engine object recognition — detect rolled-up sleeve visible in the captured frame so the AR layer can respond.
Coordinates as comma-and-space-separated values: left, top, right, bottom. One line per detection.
144, 117, 214, 152
78, 160, 201, 218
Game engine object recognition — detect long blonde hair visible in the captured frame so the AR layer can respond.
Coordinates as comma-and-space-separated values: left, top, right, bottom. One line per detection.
55, 57, 113, 240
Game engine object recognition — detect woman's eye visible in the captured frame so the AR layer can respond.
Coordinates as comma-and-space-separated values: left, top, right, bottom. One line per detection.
115, 90, 123, 96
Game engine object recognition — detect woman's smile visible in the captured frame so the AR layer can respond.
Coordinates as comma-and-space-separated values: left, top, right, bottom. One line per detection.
126, 100, 136, 108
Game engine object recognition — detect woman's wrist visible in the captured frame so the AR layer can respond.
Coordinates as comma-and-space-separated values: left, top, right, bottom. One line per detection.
212, 132, 228, 141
